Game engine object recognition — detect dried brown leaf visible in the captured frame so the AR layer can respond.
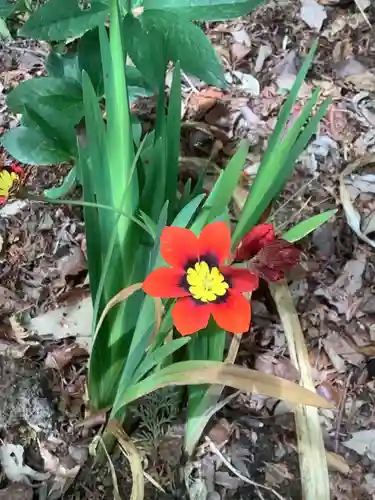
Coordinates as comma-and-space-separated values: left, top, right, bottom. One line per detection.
45, 342, 88, 370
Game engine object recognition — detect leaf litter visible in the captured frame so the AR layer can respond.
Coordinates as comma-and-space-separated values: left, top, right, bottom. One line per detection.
3, 1, 375, 500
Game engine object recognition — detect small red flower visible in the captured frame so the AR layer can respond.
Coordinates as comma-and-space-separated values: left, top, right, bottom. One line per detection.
0, 161, 24, 206
233, 224, 301, 282
143, 222, 259, 336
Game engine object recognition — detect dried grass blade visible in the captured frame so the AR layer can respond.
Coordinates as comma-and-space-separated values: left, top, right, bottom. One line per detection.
270, 281, 330, 500
108, 421, 145, 500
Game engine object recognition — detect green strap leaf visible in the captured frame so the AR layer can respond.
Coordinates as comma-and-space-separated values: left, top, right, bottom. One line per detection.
282, 209, 337, 242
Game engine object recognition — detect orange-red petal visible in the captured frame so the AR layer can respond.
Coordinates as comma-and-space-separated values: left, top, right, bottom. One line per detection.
211, 291, 251, 334
142, 267, 188, 298
221, 267, 259, 293
172, 298, 211, 336
199, 221, 231, 265
160, 226, 199, 269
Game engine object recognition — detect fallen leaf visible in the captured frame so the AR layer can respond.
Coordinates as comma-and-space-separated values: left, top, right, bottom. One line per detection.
264, 462, 293, 485
343, 430, 375, 460
335, 58, 367, 79
0, 443, 49, 484
231, 43, 251, 63
226, 71, 260, 96
39, 443, 80, 478
207, 418, 232, 446
58, 246, 87, 281
326, 451, 350, 475
186, 88, 224, 120
214, 471, 242, 489
27, 296, 92, 350
340, 154, 375, 248
254, 44, 272, 73
315, 256, 366, 314
0, 286, 24, 315
45, 342, 88, 370
0, 483, 33, 500
300, 0, 327, 31
322, 331, 364, 368
229, 27, 251, 47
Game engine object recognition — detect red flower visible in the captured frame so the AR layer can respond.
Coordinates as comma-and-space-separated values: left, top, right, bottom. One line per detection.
143, 222, 258, 336
0, 161, 24, 206
233, 224, 301, 282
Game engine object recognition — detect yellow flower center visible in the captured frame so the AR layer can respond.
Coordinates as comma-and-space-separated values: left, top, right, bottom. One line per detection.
0, 170, 19, 197
186, 261, 229, 303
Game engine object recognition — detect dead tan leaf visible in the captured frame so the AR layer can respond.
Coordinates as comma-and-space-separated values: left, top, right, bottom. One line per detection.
326, 451, 350, 475
346, 71, 375, 91
121, 361, 334, 409
186, 88, 225, 120
108, 421, 145, 500
355, 343, 375, 356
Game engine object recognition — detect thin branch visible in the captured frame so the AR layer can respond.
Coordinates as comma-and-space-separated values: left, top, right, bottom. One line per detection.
205, 436, 287, 500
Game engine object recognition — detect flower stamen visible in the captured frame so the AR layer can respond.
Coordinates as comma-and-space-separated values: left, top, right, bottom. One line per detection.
186, 261, 228, 303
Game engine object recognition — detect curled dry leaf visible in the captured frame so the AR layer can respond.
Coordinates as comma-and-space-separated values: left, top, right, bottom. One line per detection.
340, 154, 375, 248
326, 451, 350, 475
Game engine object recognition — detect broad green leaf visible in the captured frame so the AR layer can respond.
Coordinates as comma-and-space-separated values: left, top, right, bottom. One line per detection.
283, 209, 337, 242
78, 27, 104, 95
46, 52, 80, 81
124, 10, 225, 88
115, 360, 333, 414
7, 77, 84, 127
44, 168, 77, 200
0, 0, 17, 19
19, 0, 109, 41
143, 0, 264, 21
23, 102, 77, 158
123, 13, 166, 89
143, 10, 225, 87
0, 17, 10, 39
1, 126, 72, 165
79, 26, 153, 96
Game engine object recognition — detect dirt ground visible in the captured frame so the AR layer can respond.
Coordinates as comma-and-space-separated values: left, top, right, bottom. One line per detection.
2, 1, 375, 499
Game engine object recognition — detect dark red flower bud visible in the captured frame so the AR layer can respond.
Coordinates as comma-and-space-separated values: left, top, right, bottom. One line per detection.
248, 238, 301, 282
234, 223, 276, 263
